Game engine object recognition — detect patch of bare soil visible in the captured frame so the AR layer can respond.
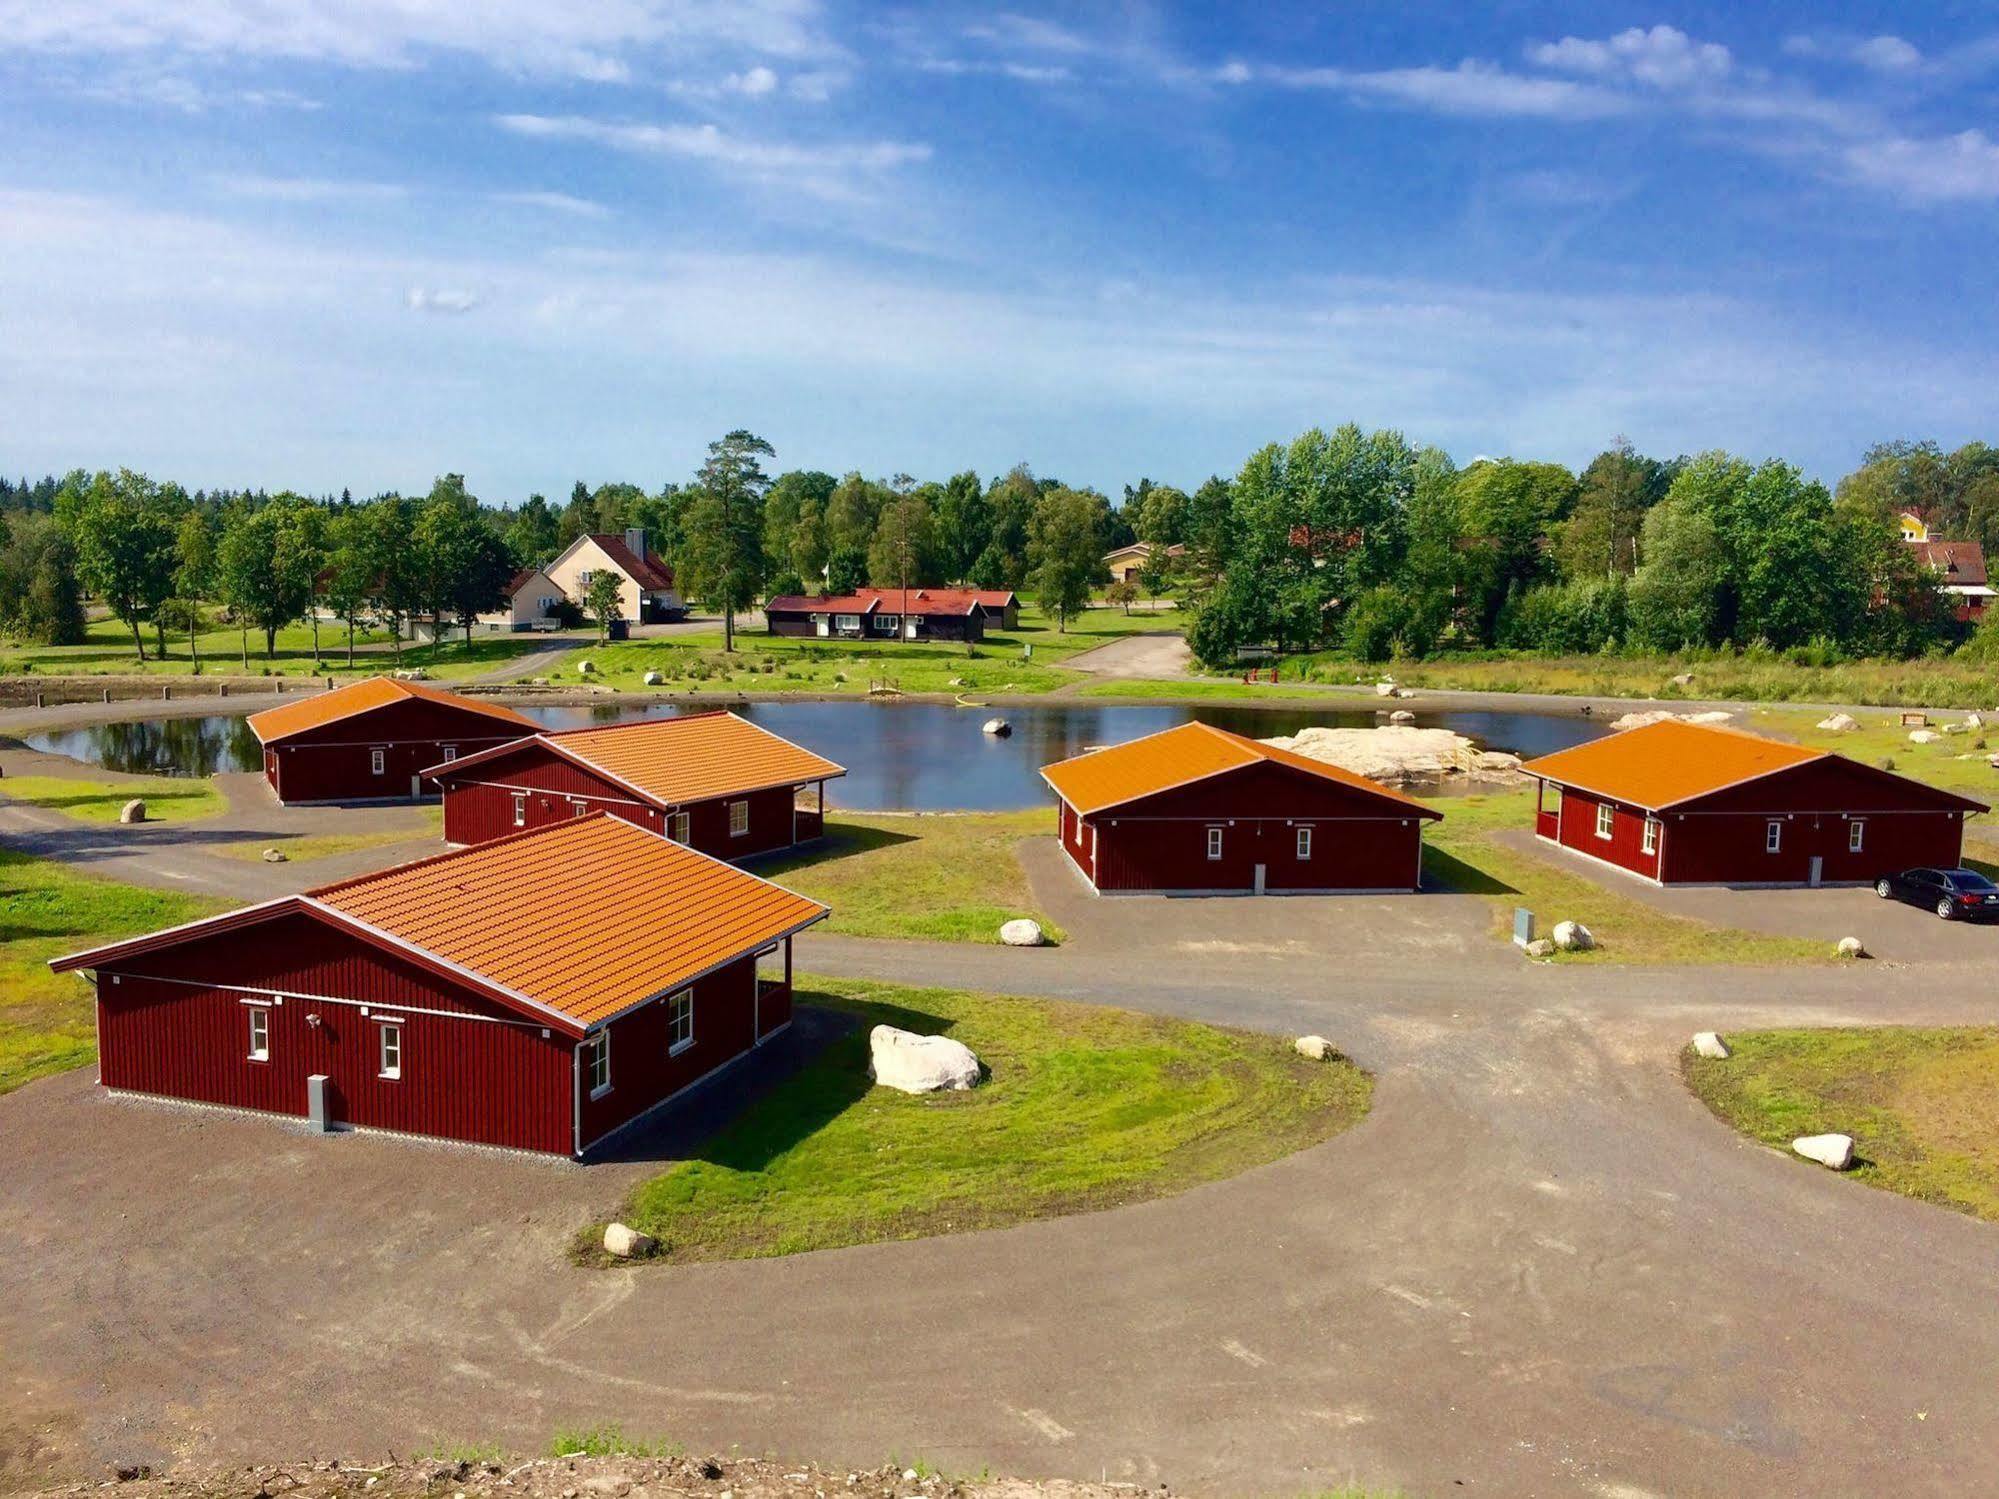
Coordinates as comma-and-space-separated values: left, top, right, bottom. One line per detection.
20, 1455, 1171, 1499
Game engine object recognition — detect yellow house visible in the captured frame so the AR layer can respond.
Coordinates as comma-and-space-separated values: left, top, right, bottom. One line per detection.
543, 529, 684, 624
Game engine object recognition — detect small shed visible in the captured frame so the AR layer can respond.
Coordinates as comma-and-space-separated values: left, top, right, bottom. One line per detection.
1521, 718, 1987, 886
50, 813, 829, 1157
424, 709, 846, 858
1040, 721, 1442, 895
247, 677, 537, 805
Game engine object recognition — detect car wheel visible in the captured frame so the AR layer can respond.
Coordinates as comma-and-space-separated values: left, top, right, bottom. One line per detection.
1937, 898, 1957, 920
1876, 879, 1892, 898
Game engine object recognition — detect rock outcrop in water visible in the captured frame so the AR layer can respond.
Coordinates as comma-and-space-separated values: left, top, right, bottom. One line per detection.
1259, 725, 1525, 788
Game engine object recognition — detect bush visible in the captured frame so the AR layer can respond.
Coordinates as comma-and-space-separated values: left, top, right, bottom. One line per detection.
548, 598, 585, 629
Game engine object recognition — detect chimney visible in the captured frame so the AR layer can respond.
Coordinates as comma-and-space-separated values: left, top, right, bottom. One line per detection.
625, 526, 647, 560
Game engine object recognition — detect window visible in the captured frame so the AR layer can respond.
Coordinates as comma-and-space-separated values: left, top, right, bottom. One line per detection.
729, 800, 749, 837
834, 613, 861, 631
370, 747, 386, 776
666, 989, 694, 1055
875, 613, 900, 634
1641, 819, 1658, 856
668, 811, 691, 843
1296, 826, 1313, 861
576, 568, 594, 586
247, 1006, 270, 1061
1766, 820, 1783, 853
1849, 820, 1865, 853
571, 798, 588, 818
511, 792, 527, 828
1206, 826, 1224, 860
587, 1033, 611, 1097
438, 745, 457, 763
378, 1023, 402, 1080
1595, 802, 1615, 840
537, 595, 557, 611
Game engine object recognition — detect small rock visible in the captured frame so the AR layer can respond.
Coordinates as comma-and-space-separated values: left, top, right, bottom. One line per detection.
1943, 721, 1968, 735
1816, 712, 1859, 732
948, 677, 966, 688
119, 798, 146, 824
1374, 680, 1397, 697
869, 1025, 981, 1093
1387, 709, 1416, 724
1551, 919, 1595, 952
1691, 1031, 1730, 1059
1474, 750, 1522, 773
1294, 1035, 1335, 1061
1966, 712, 1985, 729
1669, 672, 1695, 687
998, 918, 1044, 947
602, 1221, 657, 1259
578, 659, 597, 675
1523, 938, 1555, 958
903, 1472, 919, 1484
261, 848, 288, 863
114, 1464, 152, 1482
1835, 935, 1866, 960
982, 717, 1010, 736
1909, 729, 1939, 744
643, 670, 664, 686
1793, 1133, 1855, 1170
1394, 686, 1416, 698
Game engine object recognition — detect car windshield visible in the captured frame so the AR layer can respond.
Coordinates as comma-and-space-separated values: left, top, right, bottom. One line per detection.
1943, 870, 1997, 891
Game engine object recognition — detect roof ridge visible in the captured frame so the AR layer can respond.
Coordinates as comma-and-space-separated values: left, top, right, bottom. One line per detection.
543, 709, 733, 739
307, 809, 620, 898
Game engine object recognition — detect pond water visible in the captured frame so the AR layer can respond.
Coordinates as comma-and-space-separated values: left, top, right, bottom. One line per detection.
25, 700, 1605, 811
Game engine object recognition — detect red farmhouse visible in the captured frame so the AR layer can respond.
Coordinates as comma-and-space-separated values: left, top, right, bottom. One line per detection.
424, 710, 845, 860
50, 814, 828, 1157
1041, 721, 1442, 895
248, 676, 536, 805
1522, 719, 1987, 887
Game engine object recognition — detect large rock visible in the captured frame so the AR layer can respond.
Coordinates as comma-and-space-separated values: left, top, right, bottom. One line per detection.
1835, 935, 1866, 960
1817, 713, 1859, 732
1966, 712, 1985, 729
1387, 709, 1416, 724
1909, 729, 1939, 744
1669, 672, 1696, 687
1259, 724, 1522, 788
1609, 708, 1734, 732
577, 659, 597, 675
118, 798, 146, 824
1374, 680, 1398, 697
602, 1222, 657, 1258
982, 717, 1011, 737
1793, 1133, 1855, 1170
1691, 1031, 1731, 1059
1552, 920, 1595, 952
261, 847, 288, 864
1294, 1035, 1336, 1062
868, 1025, 981, 1094
642, 670, 664, 686
999, 918, 1045, 947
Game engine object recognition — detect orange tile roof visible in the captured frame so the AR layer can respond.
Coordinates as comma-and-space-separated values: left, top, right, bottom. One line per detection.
306, 813, 825, 1029
247, 676, 536, 744
432, 710, 846, 807
1040, 720, 1440, 818
1520, 719, 1827, 809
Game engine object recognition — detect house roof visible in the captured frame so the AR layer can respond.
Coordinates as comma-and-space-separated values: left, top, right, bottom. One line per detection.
1040, 720, 1441, 819
424, 709, 847, 807
50, 814, 828, 1034
246, 676, 537, 745
503, 566, 556, 597
587, 533, 676, 591
767, 587, 995, 616
1910, 539, 1989, 588
1521, 718, 1989, 813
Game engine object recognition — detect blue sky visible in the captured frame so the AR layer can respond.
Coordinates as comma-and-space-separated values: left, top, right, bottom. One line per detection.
2, 2, 1995, 501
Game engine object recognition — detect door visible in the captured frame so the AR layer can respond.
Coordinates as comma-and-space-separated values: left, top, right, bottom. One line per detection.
816, 618, 829, 637
1809, 855, 1823, 888
1253, 862, 1267, 895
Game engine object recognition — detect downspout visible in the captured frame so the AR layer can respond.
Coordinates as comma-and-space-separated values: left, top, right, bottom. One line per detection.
572, 1036, 585, 1158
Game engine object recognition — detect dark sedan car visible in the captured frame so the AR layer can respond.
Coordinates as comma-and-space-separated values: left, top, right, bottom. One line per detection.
1875, 866, 1999, 920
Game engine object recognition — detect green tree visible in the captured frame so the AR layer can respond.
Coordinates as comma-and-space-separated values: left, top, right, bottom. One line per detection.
506, 493, 561, 568
823, 471, 885, 557
1104, 578, 1139, 615
323, 507, 377, 667
0, 516, 86, 644
451, 523, 517, 646
586, 569, 624, 641
1182, 476, 1234, 590
982, 466, 1038, 588
824, 544, 868, 595
1451, 459, 1577, 644
217, 497, 318, 658
867, 478, 941, 594
678, 431, 774, 651
410, 476, 484, 650
1627, 499, 1726, 651
1024, 487, 1101, 631
174, 509, 215, 667
934, 469, 990, 582
1555, 440, 1653, 579
366, 495, 420, 662
764, 470, 836, 583
67, 469, 180, 661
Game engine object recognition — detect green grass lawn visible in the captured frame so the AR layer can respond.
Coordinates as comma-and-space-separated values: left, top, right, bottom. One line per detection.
525, 603, 1179, 695
0, 850, 228, 1093
607, 977, 1370, 1263
1684, 1027, 1999, 1221
1743, 705, 1999, 801
1420, 789, 1826, 965
0, 616, 553, 681
0, 773, 229, 823
756, 811, 1063, 944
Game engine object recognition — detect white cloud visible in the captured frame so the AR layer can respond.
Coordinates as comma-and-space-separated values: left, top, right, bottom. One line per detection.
406, 286, 480, 315
917, 57, 1073, 84
0, 0, 838, 82
1784, 33, 1926, 73
962, 14, 1093, 56
492, 191, 611, 218
730, 64, 779, 96
1527, 26, 1732, 89
213, 174, 406, 202
1247, 60, 1631, 120
1844, 129, 1999, 201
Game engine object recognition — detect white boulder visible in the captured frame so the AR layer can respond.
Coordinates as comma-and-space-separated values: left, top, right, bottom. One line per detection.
1966, 712, 1985, 729
602, 1222, 657, 1258
999, 918, 1045, 947
1909, 729, 1939, 744
118, 798, 146, 824
1294, 1035, 1335, 1062
1552, 920, 1595, 952
261, 848, 288, 864
642, 670, 664, 686
1835, 936, 1866, 960
1685, 710, 1734, 726
982, 717, 1010, 736
1374, 680, 1397, 697
1793, 1133, 1855, 1171
1816, 713, 1859, 732
1670, 672, 1696, 687
1387, 709, 1416, 724
1691, 1031, 1731, 1059
577, 659, 597, 675
868, 1025, 981, 1094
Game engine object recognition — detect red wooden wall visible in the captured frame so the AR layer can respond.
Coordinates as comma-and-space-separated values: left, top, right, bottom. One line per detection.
264, 697, 529, 805
1546, 787, 1664, 881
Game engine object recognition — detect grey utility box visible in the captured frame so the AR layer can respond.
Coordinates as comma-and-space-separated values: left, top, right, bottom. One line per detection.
306, 1074, 333, 1132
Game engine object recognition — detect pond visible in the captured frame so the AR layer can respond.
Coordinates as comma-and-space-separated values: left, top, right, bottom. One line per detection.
24, 700, 1605, 811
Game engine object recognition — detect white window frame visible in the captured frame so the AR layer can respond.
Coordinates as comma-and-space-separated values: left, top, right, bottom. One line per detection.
1296, 826, 1313, 861
438, 744, 457, 763
666, 989, 695, 1057
588, 1033, 612, 1098
668, 810, 691, 843
729, 800, 749, 838
570, 797, 588, 818
247, 1006, 270, 1062
1849, 819, 1865, 853
1595, 802, 1615, 840
1641, 819, 1658, 856
370, 747, 386, 776
875, 613, 901, 634
1206, 826, 1224, 861
834, 612, 861, 631
378, 1023, 402, 1080
1766, 820, 1783, 853
511, 792, 527, 827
